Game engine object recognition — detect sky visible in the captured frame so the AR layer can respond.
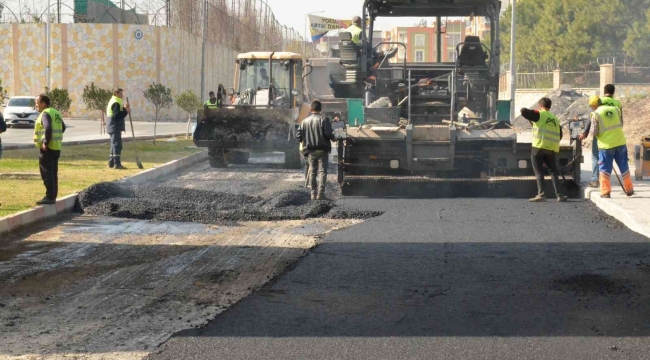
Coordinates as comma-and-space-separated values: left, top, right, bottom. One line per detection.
0, 0, 466, 41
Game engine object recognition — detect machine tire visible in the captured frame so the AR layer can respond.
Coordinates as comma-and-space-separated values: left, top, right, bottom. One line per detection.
229, 151, 250, 164
208, 148, 227, 168
284, 147, 302, 169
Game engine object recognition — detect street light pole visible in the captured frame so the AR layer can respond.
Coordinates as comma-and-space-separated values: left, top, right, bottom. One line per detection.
509, 0, 516, 122
46, 0, 51, 89
200, 0, 207, 100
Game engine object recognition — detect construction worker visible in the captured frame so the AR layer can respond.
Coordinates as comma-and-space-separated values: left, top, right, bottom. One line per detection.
0, 113, 5, 161
579, 84, 622, 188
297, 100, 335, 200
204, 91, 219, 110
343, 16, 363, 45
259, 69, 270, 88
587, 95, 634, 198
106, 88, 130, 169
34, 94, 65, 205
520, 97, 567, 202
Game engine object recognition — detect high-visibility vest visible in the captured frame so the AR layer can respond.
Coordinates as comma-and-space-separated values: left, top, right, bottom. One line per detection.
532, 110, 561, 152
600, 96, 622, 111
594, 105, 626, 150
34, 108, 63, 150
344, 25, 363, 45
205, 99, 220, 109
106, 96, 124, 117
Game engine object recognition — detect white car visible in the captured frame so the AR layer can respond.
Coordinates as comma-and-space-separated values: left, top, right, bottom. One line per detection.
3, 96, 38, 128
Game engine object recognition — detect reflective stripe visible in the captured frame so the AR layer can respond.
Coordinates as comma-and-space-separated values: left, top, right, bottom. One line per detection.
595, 106, 626, 150
532, 110, 561, 152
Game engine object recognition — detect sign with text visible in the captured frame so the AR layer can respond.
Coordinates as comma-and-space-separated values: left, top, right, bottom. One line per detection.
308, 15, 366, 42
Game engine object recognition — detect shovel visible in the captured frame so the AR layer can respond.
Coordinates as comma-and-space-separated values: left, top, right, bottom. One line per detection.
126, 97, 144, 169
558, 140, 581, 197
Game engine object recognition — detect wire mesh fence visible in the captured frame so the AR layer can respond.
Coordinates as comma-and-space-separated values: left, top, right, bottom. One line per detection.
0, 0, 320, 58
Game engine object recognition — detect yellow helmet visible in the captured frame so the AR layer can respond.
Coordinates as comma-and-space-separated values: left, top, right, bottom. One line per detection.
589, 95, 601, 107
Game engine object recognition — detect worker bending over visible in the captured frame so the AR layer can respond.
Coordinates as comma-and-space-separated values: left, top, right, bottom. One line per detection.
587, 95, 634, 198
521, 97, 567, 202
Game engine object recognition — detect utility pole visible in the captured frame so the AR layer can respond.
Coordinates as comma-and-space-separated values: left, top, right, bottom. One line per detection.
509, 0, 516, 122
200, 0, 207, 100
46, 0, 51, 89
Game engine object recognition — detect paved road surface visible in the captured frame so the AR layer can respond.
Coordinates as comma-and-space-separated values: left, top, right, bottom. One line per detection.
150, 198, 650, 359
1, 119, 189, 146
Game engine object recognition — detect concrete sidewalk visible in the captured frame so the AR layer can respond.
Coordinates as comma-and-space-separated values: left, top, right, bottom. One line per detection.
581, 156, 650, 239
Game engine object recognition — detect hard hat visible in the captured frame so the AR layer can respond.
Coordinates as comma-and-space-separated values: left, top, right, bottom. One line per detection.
589, 95, 600, 107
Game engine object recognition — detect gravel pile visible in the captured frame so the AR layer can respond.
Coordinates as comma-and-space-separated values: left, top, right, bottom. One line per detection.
77, 182, 382, 224
513, 86, 592, 130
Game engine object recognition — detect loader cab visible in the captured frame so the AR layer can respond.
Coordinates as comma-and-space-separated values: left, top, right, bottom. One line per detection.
234, 52, 305, 109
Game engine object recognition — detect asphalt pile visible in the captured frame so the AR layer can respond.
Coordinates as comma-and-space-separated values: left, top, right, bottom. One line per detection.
513, 86, 592, 130
76, 182, 383, 224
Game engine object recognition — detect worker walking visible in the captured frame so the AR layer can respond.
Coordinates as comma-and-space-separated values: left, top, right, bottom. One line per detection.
587, 95, 634, 198
106, 88, 130, 169
579, 84, 622, 188
297, 100, 335, 200
0, 112, 6, 161
521, 97, 567, 202
34, 94, 65, 205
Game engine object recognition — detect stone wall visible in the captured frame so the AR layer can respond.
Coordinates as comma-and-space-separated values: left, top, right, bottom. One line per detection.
0, 24, 237, 121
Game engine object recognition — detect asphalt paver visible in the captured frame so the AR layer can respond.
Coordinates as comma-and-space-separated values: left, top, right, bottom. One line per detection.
149, 198, 650, 360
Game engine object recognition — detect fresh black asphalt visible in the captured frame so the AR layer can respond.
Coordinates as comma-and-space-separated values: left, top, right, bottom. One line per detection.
149, 198, 650, 360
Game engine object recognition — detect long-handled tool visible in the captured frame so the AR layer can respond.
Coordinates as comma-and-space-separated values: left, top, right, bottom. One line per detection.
126, 97, 144, 169
558, 137, 581, 197
612, 166, 630, 195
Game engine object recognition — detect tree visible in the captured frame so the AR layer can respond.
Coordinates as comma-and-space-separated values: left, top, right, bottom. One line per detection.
143, 83, 173, 145
175, 90, 203, 139
81, 83, 113, 133
44, 87, 72, 116
0, 79, 8, 106
623, 9, 650, 65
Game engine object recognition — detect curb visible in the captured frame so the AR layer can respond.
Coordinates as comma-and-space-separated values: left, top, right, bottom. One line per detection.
0, 150, 208, 236
583, 186, 650, 239
2, 133, 189, 150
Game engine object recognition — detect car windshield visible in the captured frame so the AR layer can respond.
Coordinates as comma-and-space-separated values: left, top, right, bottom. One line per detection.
239, 60, 291, 93
8, 98, 35, 107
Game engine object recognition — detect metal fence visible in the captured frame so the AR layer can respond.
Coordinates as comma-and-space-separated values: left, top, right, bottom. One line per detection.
561, 70, 600, 88
615, 67, 650, 84
0, 0, 320, 58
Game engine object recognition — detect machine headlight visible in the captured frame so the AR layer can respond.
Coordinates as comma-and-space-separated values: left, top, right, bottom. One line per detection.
518, 160, 527, 169
390, 160, 400, 169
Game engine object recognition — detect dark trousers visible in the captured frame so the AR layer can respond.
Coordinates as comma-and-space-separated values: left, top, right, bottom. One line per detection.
39, 149, 60, 200
109, 132, 123, 165
308, 151, 328, 195
531, 148, 562, 197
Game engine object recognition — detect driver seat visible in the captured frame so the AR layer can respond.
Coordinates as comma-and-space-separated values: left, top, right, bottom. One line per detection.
338, 31, 363, 83
457, 36, 487, 68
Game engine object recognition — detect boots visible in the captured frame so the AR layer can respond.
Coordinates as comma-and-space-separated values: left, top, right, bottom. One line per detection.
600, 172, 612, 197
529, 194, 546, 202
622, 172, 635, 196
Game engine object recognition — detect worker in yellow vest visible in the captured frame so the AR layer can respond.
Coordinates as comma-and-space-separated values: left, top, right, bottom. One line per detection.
33, 94, 65, 205
587, 95, 634, 198
343, 16, 363, 46
520, 97, 567, 202
106, 88, 130, 169
579, 84, 623, 188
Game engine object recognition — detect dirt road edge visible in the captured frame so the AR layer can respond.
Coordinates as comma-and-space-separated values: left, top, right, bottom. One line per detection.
0, 150, 208, 236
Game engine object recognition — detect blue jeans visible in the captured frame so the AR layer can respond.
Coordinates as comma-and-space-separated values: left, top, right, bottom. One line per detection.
591, 137, 599, 182
598, 145, 630, 175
